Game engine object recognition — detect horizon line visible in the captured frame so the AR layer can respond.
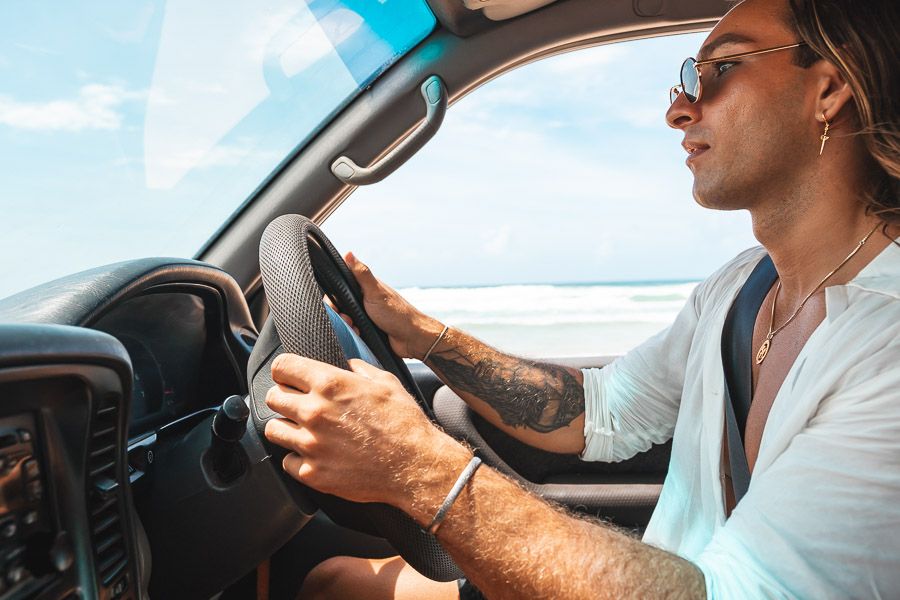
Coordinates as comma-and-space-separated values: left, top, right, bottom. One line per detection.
398, 277, 702, 290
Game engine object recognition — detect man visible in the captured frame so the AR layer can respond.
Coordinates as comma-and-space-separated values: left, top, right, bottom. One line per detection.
264, 0, 900, 597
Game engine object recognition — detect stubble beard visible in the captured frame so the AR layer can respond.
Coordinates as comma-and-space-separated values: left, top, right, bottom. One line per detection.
692, 120, 813, 215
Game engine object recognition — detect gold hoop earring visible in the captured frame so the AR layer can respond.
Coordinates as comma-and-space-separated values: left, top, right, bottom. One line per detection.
819, 113, 830, 156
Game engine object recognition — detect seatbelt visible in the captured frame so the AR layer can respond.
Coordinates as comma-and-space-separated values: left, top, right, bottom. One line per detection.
720, 255, 778, 506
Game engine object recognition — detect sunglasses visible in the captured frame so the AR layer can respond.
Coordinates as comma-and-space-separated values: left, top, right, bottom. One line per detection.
669, 42, 806, 105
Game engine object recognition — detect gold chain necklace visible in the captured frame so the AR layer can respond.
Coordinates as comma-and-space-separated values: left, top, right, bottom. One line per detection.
755, 223, 881, 365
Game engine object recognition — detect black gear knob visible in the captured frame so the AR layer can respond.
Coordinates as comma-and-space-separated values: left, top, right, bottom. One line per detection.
205, 395, 250, 486
212, 395, 250, 443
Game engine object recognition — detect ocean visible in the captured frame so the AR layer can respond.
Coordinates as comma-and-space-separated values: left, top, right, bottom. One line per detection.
399, 280, 699, 358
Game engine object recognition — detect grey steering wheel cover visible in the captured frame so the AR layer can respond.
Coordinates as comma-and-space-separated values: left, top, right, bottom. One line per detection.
253, 214, 463, 581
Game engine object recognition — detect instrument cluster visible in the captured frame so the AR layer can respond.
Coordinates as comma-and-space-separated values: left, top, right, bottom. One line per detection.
93, 292, 209, 435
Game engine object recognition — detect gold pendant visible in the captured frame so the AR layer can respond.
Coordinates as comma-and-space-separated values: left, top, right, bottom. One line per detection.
755, 338, 771, 365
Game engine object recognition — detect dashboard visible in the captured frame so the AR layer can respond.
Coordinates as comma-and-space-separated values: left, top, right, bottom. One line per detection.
0, 259, 310, 599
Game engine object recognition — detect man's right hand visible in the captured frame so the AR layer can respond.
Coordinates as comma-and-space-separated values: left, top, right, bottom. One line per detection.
340, 252, 444, 360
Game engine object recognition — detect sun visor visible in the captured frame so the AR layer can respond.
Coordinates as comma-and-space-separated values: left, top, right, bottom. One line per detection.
462, 0, 559, 21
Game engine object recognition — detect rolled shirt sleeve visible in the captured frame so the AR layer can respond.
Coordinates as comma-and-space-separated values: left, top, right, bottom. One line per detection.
580, 283, 703, 462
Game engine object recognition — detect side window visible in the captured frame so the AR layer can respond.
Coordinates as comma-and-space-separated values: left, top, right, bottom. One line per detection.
324, 34, 756, 357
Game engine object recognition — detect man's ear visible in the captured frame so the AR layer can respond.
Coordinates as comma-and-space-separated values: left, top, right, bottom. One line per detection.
813, 59, 854, 124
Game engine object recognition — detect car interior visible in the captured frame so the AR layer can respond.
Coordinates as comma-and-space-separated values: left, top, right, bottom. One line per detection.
0, 0, 731, 598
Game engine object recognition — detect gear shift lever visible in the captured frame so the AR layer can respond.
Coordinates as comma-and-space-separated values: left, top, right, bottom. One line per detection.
204, 395, 250, 485
213, 395, 250, 443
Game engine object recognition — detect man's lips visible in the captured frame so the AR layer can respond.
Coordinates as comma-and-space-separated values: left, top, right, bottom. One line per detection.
682, 140, 710, 165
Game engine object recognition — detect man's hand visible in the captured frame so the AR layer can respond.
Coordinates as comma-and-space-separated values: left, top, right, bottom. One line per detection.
262, 356, 704, 600
338, 252, 444, 360
263, 353, 455, 503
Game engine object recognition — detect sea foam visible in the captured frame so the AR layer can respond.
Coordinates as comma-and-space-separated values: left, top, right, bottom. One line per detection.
400, 281, 697, 358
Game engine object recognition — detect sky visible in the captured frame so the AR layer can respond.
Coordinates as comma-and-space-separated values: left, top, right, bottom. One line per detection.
325, 33, 759, 288
0, 2, 759, 298
0, 0, 435, 298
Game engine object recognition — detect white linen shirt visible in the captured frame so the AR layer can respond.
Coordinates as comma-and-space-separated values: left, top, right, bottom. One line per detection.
581, 242, 900, 599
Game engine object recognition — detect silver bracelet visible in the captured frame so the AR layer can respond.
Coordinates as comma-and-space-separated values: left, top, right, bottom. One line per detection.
426, 456, 482, 535
421, 325, 449, 363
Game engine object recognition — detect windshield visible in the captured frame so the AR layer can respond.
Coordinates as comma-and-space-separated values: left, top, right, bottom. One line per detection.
0, 0, 435, 299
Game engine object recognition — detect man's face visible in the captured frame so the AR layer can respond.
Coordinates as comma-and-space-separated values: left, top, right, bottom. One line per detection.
666, 0, 818, 212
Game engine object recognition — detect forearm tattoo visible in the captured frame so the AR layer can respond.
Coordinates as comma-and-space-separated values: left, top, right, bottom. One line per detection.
429, 346, 584, 433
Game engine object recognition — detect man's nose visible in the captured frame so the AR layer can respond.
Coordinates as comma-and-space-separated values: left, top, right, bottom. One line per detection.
665, 92, 700, 130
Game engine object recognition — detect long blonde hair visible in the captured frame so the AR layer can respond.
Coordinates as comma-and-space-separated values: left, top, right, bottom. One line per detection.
788, 0, 900, 227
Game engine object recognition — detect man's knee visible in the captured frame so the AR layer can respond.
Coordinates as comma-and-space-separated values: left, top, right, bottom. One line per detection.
300, 555, 358, 600
298, 555, 458, 600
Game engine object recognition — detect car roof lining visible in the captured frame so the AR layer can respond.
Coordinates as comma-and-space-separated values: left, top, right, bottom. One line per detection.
200, 0, 730, 295
425, 0, 495, 36
467, 0, 561, 22
425, 0, 562, 36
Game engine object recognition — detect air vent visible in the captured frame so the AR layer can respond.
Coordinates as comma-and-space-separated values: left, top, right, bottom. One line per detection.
86, 394, 131, 599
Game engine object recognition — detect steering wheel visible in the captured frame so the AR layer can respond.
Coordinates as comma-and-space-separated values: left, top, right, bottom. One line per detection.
247, 214, 463, 582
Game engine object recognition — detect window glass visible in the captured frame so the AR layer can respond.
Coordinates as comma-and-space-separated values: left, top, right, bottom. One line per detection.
0, 0, 435, 299
324, 34, 758, 357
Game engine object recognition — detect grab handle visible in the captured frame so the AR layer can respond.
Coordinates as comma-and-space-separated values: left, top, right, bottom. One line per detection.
330, 75, 447, 186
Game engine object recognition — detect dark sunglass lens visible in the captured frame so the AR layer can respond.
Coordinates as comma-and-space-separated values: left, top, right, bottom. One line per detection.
680, 58, 700, 102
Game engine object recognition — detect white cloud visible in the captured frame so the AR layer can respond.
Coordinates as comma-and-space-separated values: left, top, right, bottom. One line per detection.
112, 156, 142, 167
467, 85, 539, 109
451, 34, 705, 135
0, 84, 142, 132
591, 237, 614, 262
12, 42, 57, 56
136, 142, 282, 174
483, 224, 512, 255
102, 3, 157, 44
618, 104, 667, 128
410, 111, 673, 202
